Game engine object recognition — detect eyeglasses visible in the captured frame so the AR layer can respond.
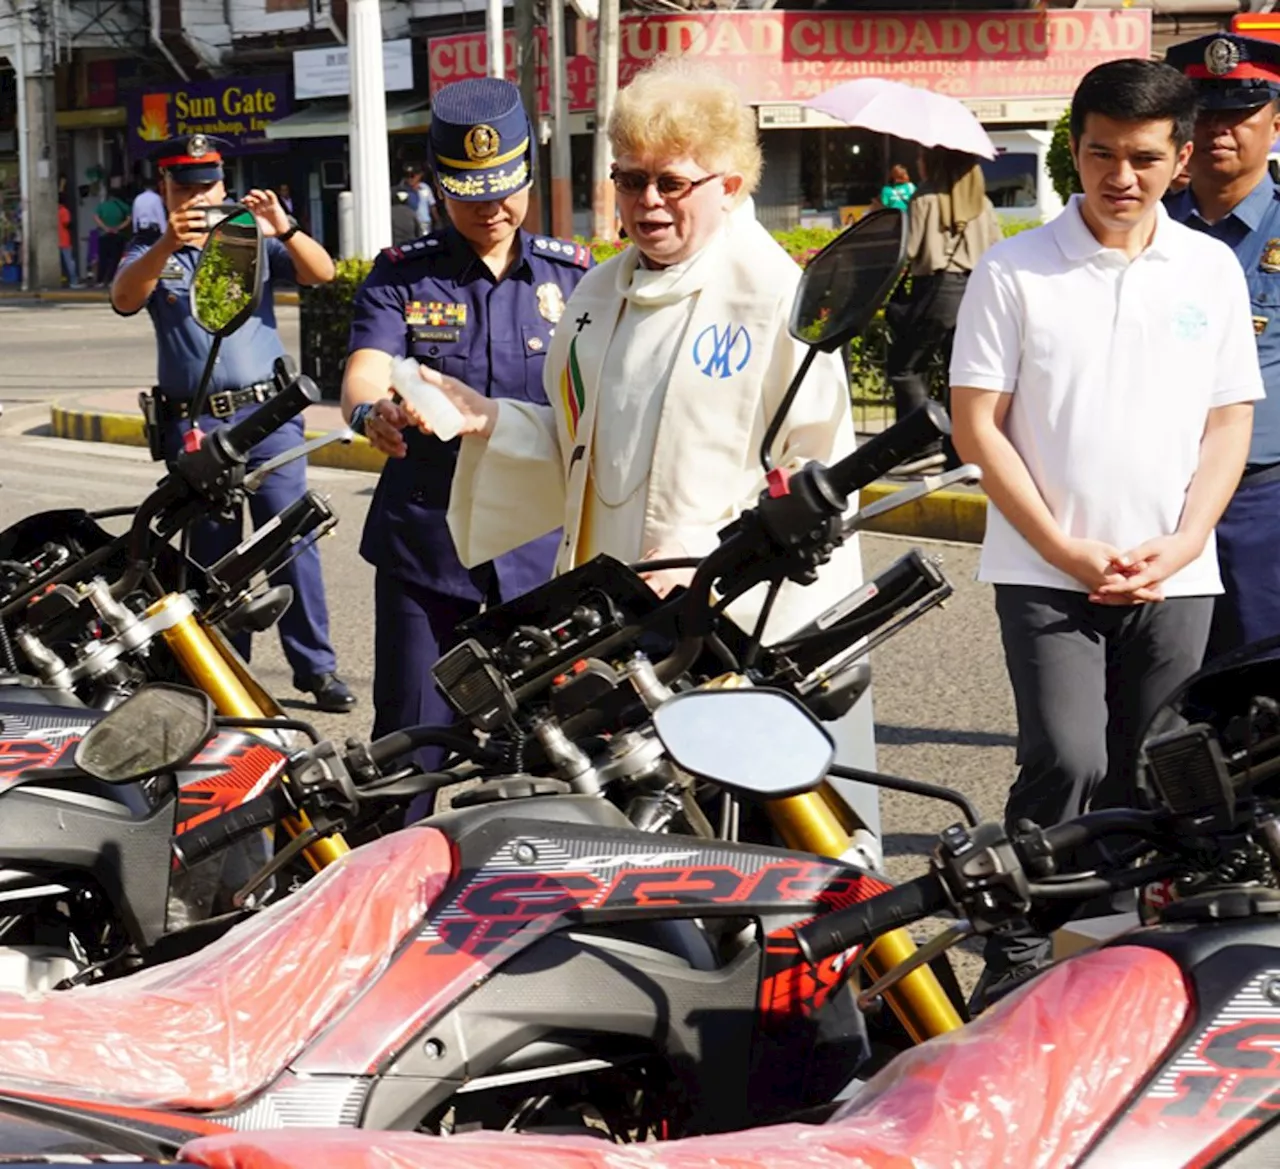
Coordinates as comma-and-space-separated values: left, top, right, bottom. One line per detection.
610, 169, 723, 199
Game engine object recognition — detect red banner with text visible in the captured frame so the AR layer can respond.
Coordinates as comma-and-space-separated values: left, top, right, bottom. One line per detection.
427, 10, 1152, 114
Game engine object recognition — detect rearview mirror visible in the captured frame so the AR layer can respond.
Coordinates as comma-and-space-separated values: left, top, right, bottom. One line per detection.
652, 689, 835, 798
190, 207, 263, 338
74, 684, 214, 784
789, 208, 908, 353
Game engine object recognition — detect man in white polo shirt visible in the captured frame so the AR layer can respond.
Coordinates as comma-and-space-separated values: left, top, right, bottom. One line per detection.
952, 58, 1263, 1006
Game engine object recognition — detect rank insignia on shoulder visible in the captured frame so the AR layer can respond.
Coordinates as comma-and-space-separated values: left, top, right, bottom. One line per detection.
383, 237, 442, 264
1262, 239, 1280, 273
405, 301, 467, 328
1254, 314, 1269, 336
532, 236, 592, 268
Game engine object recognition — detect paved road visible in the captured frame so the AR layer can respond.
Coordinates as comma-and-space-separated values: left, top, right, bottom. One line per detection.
0, 301, 302, 406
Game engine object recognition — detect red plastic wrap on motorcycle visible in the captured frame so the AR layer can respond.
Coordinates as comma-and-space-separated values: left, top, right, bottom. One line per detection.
0, 827, 453, 1111
178, 946, 1189, 1169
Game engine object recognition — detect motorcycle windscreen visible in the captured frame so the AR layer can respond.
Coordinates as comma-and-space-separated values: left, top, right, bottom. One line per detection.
0, 825, 453, 1111
177, 945, 1189, 1169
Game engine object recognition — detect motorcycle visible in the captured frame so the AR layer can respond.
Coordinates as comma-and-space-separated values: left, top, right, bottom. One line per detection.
0, 216, 983, 1150
0, 206, 351, 988
160, 634, 1280, 1169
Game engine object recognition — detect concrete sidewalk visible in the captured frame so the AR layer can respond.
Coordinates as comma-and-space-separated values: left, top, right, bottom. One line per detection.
47, 388, 988, 544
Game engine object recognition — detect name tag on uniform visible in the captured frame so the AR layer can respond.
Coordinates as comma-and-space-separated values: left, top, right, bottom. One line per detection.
411, 327, 461, 344
159, 259, 185, 282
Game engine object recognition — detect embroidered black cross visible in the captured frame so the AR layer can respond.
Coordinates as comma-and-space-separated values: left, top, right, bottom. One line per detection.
575, 312, 592, 333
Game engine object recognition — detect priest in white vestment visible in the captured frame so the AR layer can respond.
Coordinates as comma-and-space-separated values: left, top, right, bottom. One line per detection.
404, 57, 884, 860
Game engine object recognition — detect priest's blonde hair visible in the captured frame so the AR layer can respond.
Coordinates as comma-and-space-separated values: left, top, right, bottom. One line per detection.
608, 57, 762, 199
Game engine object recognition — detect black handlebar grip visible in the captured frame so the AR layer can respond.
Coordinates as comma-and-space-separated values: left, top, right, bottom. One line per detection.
826, 402, 952, 499
223, 375, 322, 459
171, 787, 291, 869
794, 872, 949, 965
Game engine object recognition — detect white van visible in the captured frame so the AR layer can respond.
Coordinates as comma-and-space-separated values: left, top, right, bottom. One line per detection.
982, 129, 1064, 225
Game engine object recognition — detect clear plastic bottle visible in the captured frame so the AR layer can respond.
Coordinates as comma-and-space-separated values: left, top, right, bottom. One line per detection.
390, 356, 465, 441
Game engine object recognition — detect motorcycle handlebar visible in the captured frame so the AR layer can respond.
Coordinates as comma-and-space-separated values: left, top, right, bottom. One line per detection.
825, 401, 951, 500
222, 375, 321, 460
794, 872, 950, 965
171, 786, 292, 869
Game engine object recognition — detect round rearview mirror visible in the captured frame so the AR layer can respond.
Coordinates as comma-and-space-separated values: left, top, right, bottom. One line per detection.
191, 207, 263, 337
652, 688, 835, 799
790, 208, 908, 353
74, 684, 214, 784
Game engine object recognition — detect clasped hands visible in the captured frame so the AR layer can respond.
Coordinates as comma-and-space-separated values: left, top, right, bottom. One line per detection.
1056, 533, 1204, 606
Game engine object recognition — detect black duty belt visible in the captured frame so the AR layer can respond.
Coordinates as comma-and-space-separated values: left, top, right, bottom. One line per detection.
159, 382, 277, 422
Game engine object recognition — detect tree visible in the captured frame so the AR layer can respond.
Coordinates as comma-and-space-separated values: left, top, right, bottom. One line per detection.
1047, 108, 1082, 207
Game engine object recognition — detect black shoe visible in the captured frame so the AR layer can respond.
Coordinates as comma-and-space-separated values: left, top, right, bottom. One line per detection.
296, 671, 357, 713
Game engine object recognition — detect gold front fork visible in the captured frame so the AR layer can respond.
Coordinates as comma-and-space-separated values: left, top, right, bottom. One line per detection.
767, 787, 962, 1044
146, 594, 350, 871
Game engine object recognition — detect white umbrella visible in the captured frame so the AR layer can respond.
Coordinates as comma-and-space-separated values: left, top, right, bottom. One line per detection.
806, 79, 997, 160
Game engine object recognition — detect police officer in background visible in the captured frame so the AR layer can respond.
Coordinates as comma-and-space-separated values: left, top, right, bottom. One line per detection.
111, 134, 357, 713
342, 78, 592, 773
1167, 35, 1280, 658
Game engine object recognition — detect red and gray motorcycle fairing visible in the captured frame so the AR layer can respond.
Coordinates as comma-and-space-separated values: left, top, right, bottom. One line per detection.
0, 803, 892, 1153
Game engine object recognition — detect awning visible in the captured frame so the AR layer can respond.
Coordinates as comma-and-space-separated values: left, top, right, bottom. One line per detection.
264, 96, 431, 141
56, 106, 127, 130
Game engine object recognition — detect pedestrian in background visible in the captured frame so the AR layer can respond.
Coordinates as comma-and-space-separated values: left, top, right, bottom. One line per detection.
93, 189, 132, 287
131, 176, 166, 237
111, 134, 356, 714
1166, 34, 1280, 658
887, 146, 1000, 474
879, 164, 916, 212
951, 59, 1261, 1009
57, 198, 82, 289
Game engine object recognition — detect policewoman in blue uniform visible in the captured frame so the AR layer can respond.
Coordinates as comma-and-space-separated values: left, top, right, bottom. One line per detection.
341, 78, 591, 767
1167, 35, 1280, 657
110, 134, 356, 712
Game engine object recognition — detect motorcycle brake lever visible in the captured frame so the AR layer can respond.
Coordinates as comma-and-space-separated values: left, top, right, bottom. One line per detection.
854, 921, 974, 1012
232, 826, 323, 909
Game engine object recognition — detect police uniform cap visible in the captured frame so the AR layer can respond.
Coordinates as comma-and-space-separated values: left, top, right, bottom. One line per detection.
152, 134, 229, 184
1166, 34, 1280, 111
429, 78, 533, 203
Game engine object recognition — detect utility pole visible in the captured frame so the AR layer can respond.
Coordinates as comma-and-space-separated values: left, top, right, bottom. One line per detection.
28, 1, 59, 290
347, 0, 391, 258
547, 0, 572, 238
487, 0, 504, 78
590, 0, 619, 241
514, 0, 542, 233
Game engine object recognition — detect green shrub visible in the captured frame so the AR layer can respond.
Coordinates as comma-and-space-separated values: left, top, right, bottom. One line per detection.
1047, 108, 1082, 207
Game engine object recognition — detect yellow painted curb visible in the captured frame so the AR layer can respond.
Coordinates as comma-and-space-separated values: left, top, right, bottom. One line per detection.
859, 481, 986, 545
49, 404, 387, 474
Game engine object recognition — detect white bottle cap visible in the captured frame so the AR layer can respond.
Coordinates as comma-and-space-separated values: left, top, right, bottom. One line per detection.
390, 357, 465, 442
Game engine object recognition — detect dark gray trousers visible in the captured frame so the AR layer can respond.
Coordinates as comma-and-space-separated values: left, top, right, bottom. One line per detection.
987, 584, 1213, 970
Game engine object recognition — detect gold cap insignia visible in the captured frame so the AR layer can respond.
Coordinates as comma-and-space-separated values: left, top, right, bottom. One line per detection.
464, 125, 500, 163
1205, 38, 1241, 77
